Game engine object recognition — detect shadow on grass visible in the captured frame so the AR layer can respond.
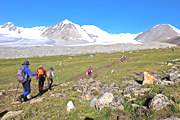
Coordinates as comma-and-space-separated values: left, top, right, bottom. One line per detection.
31, 88, 49, 99
84, 117, 94, 120
0, 110, 8, 118
135, 80, 143, 84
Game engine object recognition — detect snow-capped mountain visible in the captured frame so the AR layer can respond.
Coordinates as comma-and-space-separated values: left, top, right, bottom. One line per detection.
42, 19, 140, 45
134, 24, 180, 43
81, 25, 139, 44
42, 19, 94, 43
0, 22, 54, 46
1, 20, 179, 47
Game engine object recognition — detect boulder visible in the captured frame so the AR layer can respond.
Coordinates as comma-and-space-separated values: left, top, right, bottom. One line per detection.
81, 91, 94, 101
168, 73, 179, 82
30, 97, 45, 104
109, 95, 124, 110
90, 98, 98, 107
67, 101, 76, 112
148, 94, 174, 110
72, 85, 88, 93
0, 92, 3, 95
159, 116, 180, 120
96, 92, 114, 110
1, 110, 24, 120
142, 72, 155, 85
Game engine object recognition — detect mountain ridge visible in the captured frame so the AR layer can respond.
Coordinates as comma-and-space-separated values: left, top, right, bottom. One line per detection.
0, 20, 180, 46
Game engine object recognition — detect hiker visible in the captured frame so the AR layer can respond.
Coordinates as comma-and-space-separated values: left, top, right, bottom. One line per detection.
17, 61, 37, 102
47, 67, 56, 90
37, 65, 47, 96
87, 67, 92, 79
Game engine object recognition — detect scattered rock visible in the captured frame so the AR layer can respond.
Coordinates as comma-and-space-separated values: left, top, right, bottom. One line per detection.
111, 70, 114, 74
50, 93, 66, 98
168, 73, 179, 82
148, 94, 174, 110
142, 72, 155, 85
30, 97, 45, 104
11, 101, 21, 105
109, 95, 124, 110
67, 101, 76, 112
1, 110, 24, 120
159, 116, 180, 120
0, 92, 3, 96
81, 91, 94, 101
90, 98, 98, 107
96, 92, 114, 110
121, 80, 137, 86
167, 63, 173, 66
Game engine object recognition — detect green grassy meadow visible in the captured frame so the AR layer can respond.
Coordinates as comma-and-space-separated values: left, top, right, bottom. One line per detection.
0, 47, 180, 120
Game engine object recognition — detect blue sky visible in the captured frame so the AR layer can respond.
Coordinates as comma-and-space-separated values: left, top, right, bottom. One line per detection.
0, 0, 180, 34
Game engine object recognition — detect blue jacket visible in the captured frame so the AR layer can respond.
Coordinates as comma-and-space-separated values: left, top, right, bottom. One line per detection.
23, 65, 37, 76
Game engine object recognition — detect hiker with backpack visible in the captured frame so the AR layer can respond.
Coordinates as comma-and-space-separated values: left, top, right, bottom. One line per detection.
87, 67, 92, 79
47, 67, 56, 90
16, 61, 37, 102
36, 65, 47, 96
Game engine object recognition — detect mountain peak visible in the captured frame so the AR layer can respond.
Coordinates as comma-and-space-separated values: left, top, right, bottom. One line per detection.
61, 19, 72, 25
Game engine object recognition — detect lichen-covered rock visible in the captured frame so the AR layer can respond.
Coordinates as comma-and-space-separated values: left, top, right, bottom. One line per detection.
109, 95, 124, 110
148, 94, 174, 110
159, 116, 180, 120
72, 85, 88, 93
1, 110, 24, 120
81, 91, 94, 101
142, 72, 155, 85
96, 92, 114, 110
168, 73, 179, 82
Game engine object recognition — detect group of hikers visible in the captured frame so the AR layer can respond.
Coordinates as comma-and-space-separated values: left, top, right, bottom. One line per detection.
16, 57, 126, 103
16, 61, 56, 102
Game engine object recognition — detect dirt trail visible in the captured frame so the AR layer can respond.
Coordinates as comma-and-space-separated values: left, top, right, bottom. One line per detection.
71, 60, 121, 81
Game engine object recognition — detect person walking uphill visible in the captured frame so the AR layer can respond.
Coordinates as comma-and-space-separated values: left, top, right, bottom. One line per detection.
47, 67, 56, 90
87, 67, 92, 79
37, 65, 47, 96
16, 61, 37, 102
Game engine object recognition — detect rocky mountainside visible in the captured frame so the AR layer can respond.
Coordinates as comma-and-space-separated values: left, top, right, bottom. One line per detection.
135, 24, 180, 44
42, 20, 94, 43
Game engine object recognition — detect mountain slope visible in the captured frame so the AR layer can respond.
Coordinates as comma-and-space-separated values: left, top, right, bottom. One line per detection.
134, 24, 180, 43
42, 19, 94, 42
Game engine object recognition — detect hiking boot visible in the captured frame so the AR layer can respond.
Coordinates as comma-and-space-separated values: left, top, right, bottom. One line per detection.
17, 94, 24, 103
24, 96, 28, 101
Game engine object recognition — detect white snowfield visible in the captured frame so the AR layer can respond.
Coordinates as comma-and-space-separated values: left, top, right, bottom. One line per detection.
0, 20, 141, 46
0, 23, 54, 46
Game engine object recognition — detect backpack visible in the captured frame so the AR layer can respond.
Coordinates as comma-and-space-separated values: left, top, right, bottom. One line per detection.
47, 71, 50, 78
88, 68, 92, 74
17, 67, 27, 83
37, 68, 45, 78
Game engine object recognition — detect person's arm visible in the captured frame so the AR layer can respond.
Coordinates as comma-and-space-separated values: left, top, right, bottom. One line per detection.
51, 71, 56, 76
44, 69, 47, 77
26, 67, 37, 76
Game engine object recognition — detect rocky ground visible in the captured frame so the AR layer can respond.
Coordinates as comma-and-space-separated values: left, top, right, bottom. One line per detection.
1, 65, 180, 120
0, 42, 176, 59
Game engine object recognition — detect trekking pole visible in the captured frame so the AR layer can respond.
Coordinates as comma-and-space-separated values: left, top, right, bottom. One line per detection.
14, 82, 20, 101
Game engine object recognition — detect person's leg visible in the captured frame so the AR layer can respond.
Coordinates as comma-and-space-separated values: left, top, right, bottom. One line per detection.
17, 80, 31, 102
49, 78, 53, 90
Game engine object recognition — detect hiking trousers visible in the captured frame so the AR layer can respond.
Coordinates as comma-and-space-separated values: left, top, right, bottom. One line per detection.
38, 77, 45, 91
47, 78, 53, 90
22, 79, 31, 97
88, 73, 92, 79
